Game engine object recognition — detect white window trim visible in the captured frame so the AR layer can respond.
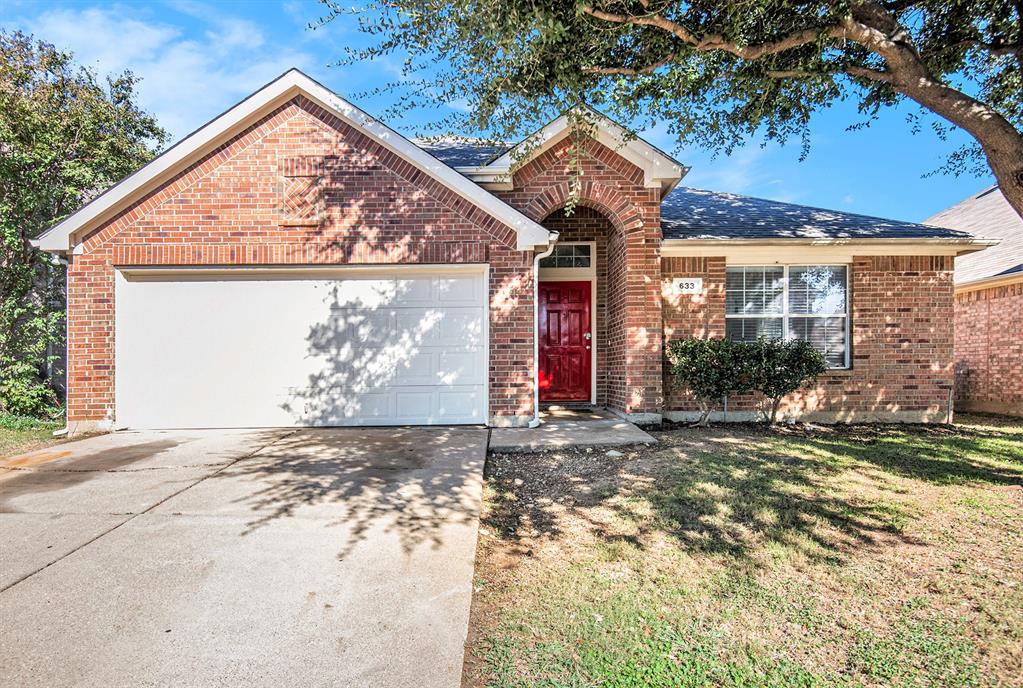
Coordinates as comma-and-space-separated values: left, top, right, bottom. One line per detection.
538, 241, 596, 275
725, 263, 851, 369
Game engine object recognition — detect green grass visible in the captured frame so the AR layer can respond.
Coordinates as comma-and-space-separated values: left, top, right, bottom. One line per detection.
0, 414, 63, 457
465, 415, 1023, 688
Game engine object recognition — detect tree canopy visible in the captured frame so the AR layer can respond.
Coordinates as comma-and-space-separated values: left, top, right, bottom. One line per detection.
0, 31, 166, 416
323, 0, 1023, 217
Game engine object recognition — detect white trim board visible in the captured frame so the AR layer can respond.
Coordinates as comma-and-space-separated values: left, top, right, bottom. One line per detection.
33, 69, 552, 254
661, 238, 998, 262
954, 271, 1023, 293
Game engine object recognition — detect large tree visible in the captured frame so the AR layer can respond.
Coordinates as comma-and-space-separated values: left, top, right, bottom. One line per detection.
0, 31, 166, 416
324, 0, 1023, 217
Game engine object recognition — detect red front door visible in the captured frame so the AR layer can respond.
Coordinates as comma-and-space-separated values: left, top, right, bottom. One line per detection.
539, 281, 592, 402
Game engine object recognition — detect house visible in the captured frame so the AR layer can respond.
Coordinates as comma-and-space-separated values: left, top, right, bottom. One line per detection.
926, 187, 1022, 417
33, 69, 995, 434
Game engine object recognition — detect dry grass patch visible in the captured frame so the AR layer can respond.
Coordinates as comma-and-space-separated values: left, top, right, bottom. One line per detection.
463, 414, 1023, 688
0, 417, 64, 459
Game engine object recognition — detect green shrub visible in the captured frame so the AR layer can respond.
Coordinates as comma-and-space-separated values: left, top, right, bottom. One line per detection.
0, 356, 60, 418
665, 338, 756, 426
748, 338, 828, 424
667, 338, 828, 425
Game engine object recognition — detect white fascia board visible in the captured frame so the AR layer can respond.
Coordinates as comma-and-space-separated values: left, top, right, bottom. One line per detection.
455, 166, 511, 182
661, 237, 1001, 260
479, 112, 686, 192
33, 69, 552, 254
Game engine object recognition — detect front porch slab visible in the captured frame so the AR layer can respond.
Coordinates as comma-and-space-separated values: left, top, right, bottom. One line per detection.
488, 408, 656, 453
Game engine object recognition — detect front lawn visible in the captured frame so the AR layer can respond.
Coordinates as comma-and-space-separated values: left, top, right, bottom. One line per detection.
463, 414, 1023, 688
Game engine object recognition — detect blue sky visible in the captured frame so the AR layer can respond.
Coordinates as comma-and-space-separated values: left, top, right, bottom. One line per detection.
1, 0, 995, 222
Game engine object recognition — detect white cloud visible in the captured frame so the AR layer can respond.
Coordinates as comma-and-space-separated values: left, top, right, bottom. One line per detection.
683, 143, 771, 193
682, 141, 804, 203
17, 4, 318, 140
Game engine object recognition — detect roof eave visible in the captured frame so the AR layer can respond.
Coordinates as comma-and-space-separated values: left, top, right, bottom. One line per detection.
661, 236, 1000, 256
954, 269, 1023, 292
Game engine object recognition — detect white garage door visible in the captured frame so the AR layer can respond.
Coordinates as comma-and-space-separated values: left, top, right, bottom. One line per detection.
114, 266, 487, 428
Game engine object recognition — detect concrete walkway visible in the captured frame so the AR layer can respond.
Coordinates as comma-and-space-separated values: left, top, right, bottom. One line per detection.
0, 427, 487, 688
488, 407, 657, 453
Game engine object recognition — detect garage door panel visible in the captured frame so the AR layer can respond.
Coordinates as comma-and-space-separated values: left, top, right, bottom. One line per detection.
437, 389, 482, 418
115, 270, 486, 429
436, 351, 482, 385
437, 276, 484, 305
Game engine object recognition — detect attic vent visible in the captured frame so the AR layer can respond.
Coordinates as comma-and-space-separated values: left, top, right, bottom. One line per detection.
279, 156, 326, 226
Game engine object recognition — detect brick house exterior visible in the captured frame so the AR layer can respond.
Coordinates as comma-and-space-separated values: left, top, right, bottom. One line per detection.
35, 70, 993, 434
927, 188, 1023, 417
662, 255, 956, 421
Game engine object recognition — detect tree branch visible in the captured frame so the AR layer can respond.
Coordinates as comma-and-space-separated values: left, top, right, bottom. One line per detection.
583, 52, 676, 75
845, 65, 895, 82
579, 0, 1023, 217
766, 66, 894, 83
580, 5, 845, 60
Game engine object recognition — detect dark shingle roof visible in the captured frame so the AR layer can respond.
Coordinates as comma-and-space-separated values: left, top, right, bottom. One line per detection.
414, 138, 509, 167
924, 186, 1022, 284
660, 187, 974, 241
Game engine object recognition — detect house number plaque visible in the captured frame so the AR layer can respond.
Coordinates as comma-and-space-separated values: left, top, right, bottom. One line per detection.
671, 277, 703, 294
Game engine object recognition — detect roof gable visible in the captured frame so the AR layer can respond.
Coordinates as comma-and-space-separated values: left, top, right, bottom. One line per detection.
34, 70, 552, 253
459, 107, 686, 195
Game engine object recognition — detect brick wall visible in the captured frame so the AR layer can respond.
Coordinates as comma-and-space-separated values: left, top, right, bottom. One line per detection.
662, 255, 956, 422
495, 137, 664, 419
954, 281, 1023, 416
661, 257, 726, 410
66, 96, 535, 427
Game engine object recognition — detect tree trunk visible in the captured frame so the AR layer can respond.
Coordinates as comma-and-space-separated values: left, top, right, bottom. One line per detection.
897, 78, 1023, 219
980, 139, 1023, 219
846, 7, 1023, 219
769, 398, 781, 425
693, 399, 712, 427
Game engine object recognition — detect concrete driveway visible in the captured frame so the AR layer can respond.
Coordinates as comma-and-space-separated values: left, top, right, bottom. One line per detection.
0, 426, 487, 688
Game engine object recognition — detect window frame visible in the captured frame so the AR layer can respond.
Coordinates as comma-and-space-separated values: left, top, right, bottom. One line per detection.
725, 264, 851, 369
538, 242, 594, 270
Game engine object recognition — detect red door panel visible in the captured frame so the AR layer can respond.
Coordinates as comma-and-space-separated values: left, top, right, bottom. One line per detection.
539, 281, 592, 402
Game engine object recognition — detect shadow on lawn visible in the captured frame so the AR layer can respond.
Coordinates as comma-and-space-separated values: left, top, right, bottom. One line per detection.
482, 421, 1022, 563
785, 423, 1023, 487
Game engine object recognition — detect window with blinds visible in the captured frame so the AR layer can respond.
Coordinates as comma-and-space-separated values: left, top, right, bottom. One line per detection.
725, 265, 849, 368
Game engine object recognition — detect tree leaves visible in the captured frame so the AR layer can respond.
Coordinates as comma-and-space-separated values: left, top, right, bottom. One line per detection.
320, 0, 1021, 182
0, 31, 166, 417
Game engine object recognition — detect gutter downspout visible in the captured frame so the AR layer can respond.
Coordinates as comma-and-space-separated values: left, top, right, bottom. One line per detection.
52, 254, 70, 438
529, 232, 560, 428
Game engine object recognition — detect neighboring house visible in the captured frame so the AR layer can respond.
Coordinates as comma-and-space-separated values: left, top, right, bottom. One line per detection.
926, 188, 1022, 417
33, 69, 994, 434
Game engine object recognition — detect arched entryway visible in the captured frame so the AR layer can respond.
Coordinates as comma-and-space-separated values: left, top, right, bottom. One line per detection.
538, 206, 610, 406
493, 137, 667, 422
535, 196, 663, 421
